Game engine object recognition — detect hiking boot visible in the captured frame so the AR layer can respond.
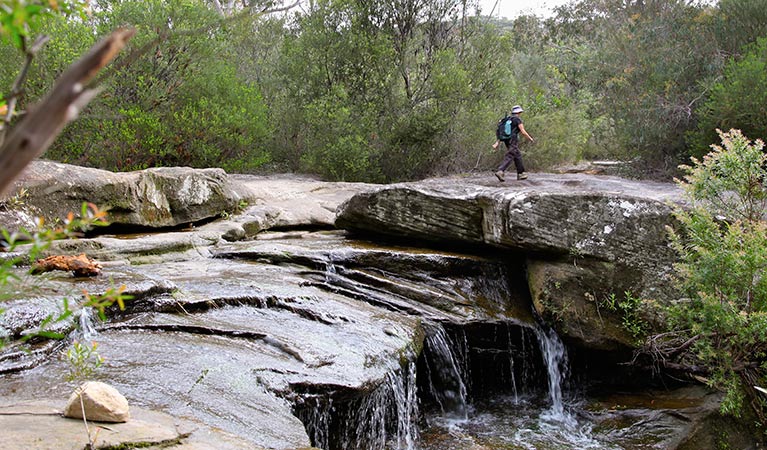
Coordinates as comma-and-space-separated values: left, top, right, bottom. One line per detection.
517, 172, 528, 180
494, 170, 505, 182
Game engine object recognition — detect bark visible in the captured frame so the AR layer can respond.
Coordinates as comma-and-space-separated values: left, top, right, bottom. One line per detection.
32, 254, 102, 277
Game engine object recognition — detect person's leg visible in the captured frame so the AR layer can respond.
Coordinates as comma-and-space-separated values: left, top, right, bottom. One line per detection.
495, 141, 514, 181
510, 142, 525, 174
497, 141, 515, 171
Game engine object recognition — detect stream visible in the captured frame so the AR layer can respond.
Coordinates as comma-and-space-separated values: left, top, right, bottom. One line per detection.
0, 229, 721, 449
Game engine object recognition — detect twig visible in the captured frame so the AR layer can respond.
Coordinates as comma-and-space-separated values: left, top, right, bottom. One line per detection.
0, 35, 50, 147
79, 390, 94, 449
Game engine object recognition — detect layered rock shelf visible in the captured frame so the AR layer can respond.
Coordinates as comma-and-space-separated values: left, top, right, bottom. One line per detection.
0, 163, 754, 449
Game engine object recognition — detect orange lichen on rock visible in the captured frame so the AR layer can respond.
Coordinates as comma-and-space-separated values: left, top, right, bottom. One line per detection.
32, 253, 101, 277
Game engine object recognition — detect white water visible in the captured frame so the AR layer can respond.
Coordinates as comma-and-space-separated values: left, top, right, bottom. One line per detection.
77, 306, 98, 340
422, 322, 469, 419
302, 396, 334, 450
303, 361, 419, 450
531, 324, 570, 421
422, 322, 613, 449
389, 361, 419, 449
324, 258, 337, 283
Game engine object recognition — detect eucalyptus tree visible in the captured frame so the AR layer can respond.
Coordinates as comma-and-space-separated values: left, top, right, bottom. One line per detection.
688, 38, 767, 156
548, 0, 722, 175
271, 0, 529, 181
713, 0, 767, 57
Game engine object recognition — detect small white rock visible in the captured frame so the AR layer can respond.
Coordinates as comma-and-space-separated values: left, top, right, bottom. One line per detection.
63, 381, 130, 423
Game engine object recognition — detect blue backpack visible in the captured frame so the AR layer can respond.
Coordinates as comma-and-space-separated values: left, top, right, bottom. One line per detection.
497, 116, 513, 140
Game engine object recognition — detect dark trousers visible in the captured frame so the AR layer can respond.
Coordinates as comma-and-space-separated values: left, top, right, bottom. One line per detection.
497, 140, 525, 174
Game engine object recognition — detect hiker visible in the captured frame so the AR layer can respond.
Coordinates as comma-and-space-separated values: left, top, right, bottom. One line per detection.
493, 105, 534, 181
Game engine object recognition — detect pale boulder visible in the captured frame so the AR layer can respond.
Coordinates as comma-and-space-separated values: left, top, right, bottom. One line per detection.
63, 381, 130, 423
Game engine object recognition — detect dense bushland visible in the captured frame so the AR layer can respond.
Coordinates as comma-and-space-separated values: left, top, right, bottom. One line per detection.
2, 0, 766, 181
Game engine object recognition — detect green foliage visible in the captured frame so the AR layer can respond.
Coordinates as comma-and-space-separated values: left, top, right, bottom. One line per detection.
0, 203, 129, 347
4, 0, 765, 181
550, 0, 722, 174
668, 129, 767, 423
0, 0, 87, 49
524, 104, 590, 169
299, 87, 380, 182
65, 340, 104, 382
603, 290, 649, 341
1, 0, 273, 172
713, 0, 767, 57
688, 38, 767, 158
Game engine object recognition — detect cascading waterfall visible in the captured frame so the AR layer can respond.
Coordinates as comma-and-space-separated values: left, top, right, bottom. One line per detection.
299, 361, 419, 450
301, 396, 334, 450
421, 322, 468, 419
526, 322, 606, 449
338, 360, 419, 450
324, 257, 337, 283
388, 361, 419, 449
506, 324, 520, 403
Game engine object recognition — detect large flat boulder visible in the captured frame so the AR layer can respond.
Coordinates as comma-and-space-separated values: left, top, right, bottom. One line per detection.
337, 173, 682, 263
2, 161, 243, 229
0, 165, 374, 238
336, 173, 684, 349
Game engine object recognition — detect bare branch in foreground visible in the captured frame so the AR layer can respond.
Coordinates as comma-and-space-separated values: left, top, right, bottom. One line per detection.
0, 28, 135, 196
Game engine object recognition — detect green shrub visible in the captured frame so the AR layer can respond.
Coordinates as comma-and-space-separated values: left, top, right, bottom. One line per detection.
299, 87, 381, 182
668, 129, 767, 427
688, 38, 767, 158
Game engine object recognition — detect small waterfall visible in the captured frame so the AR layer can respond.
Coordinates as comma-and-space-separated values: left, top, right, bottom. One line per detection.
532, 323, 570, 419
388, 362, 419, 449
421, 322, 468, 419
324, 256, 337, 283
300, 361, 419, 450
338, 361, 419, 449
505, 324, 520, 404
78, 306, 98, 340
302, 396, 334, 450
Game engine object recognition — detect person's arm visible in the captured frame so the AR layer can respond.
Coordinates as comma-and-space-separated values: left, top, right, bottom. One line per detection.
518, 123, 534, 142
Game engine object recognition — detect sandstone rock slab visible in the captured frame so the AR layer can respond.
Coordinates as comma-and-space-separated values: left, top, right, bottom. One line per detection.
3, 160, 242, 229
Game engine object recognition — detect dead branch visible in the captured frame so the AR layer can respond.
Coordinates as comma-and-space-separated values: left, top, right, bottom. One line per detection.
0, 28, 135, 197
32, 254, 102, 277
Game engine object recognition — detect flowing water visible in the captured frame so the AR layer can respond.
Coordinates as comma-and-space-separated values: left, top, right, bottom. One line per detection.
77, 306, 98, 341
0, 230, 716, 449
419, 321, 627, 450
421, 322, 469, 419
299, 361, 420, 450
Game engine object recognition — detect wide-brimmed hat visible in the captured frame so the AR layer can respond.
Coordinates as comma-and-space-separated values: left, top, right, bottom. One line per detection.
511, 105, 524, 114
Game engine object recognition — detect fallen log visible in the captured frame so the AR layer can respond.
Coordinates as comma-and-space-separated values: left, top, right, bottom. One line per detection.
32, 253, 101, 277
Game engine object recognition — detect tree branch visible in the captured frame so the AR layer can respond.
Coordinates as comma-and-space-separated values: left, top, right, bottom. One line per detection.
0, 28, 135, 197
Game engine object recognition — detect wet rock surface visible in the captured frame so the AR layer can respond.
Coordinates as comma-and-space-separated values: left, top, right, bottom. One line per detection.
0, 167, 755, 449
0, 234, 429, 448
